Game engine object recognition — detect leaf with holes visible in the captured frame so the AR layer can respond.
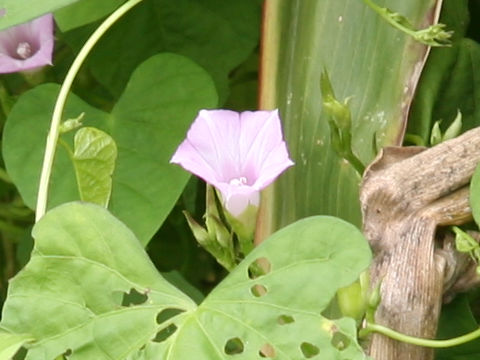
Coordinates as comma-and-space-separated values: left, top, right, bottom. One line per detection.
0, 331, 33, 360
72, 127, 117, 207
138, 215, 372, 359
0, 203, 370, 359
0, 202, 196, 360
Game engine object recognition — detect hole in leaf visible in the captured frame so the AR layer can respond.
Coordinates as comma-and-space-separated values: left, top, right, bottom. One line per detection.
224, 337, 244, 355
277, 314, 295, 325
156, 308, 185, 325
259, 343, 276, 358
250, 284, 268, 297
331, 332, 350, 351
248, 257, 272, 279
50, 349, 72, 360
153, 324, 178, 343
122, 288, 148, 306
300, 342, 320, 358
13, 347, 27, 360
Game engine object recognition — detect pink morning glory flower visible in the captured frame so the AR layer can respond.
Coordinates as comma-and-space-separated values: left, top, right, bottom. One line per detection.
0, 13, 54, 74
171, 109, 294, 216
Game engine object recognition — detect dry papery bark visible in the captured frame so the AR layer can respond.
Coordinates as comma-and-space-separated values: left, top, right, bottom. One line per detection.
360, 127, 480, 360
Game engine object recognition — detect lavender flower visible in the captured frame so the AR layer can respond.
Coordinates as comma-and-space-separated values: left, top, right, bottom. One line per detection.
171, 109, 294, 216
0, 14, 54, 73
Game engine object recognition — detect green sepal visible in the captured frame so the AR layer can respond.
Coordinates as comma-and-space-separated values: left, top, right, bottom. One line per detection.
430, 121, 443, 146
59, 112, 84, 134
223, 201, 258, 256
443, 110, 462, 141
452, 226, 478, 253
337, 271, 370, 324
183, 210, 210, 246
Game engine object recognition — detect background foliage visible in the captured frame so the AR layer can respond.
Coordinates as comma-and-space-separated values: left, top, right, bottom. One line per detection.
0, 0, 480, 359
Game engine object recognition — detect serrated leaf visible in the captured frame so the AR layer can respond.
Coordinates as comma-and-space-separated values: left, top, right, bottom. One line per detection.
72, 127, 117, 207
3, 53, 218, 245
1, 203, 371, 359
0, 0, 81, 30
0, 331, 33, 360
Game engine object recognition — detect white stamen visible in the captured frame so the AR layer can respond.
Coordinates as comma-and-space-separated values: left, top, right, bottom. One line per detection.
16, 42, 32, 59
229, 176, 248, 186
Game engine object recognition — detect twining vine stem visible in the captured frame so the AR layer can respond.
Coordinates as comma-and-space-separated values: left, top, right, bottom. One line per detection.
35, 0, 144, 221
361, 322, 480, 348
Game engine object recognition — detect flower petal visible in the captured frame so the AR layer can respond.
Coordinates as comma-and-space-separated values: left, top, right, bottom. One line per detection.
171, 108, 294, 216
239, 110, 294, 189
171, 109, 244, 186
216, 184, 260, 216
0, 14, 54, 74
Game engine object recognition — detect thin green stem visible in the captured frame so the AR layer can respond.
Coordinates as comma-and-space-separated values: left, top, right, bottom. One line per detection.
362, 323, 480, 348
362, 0, 451, 47
363, 0, 414, 36
35, 0, 144, 221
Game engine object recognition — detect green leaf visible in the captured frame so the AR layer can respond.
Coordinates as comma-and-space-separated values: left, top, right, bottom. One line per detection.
0, 0, 82, 30
0, 331, 33, 360
443, 110, 462, 141
407, 0, 470, 142
3, 53, 218, 245
65, 0, 261, 104
0, 202, 195, 360
1, 203, 371, 359
362, 0, 452, 47
470, 162, 480, 228
259, 0, 443, 234
72, 127, 117, 207
54, 0, 125, 31
453, 227, 478, 253
436, 294, 480, 360
138, 215, 371, 359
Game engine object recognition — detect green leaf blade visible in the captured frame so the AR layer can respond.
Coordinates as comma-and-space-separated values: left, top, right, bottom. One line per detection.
3, 53, 218, 245
470, 162, 480, 227
0, 331, 33, 360
0, 0, 82, 30
54, 0, 125, 31
1, 202, 195, 360
73, 127, 117, 207
259, 0, 444, 234
164, 216, 372, 359
1, 207, 370, 359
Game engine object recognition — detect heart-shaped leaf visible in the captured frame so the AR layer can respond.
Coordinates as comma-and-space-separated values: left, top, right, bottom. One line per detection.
72, 126, 117, 207
54, 0, 125, 31
3, 53, 218, 244
1, 202, 371, 359
0, 202, 196, 360
70, 0, 261, 103
0, 0, 81, 30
